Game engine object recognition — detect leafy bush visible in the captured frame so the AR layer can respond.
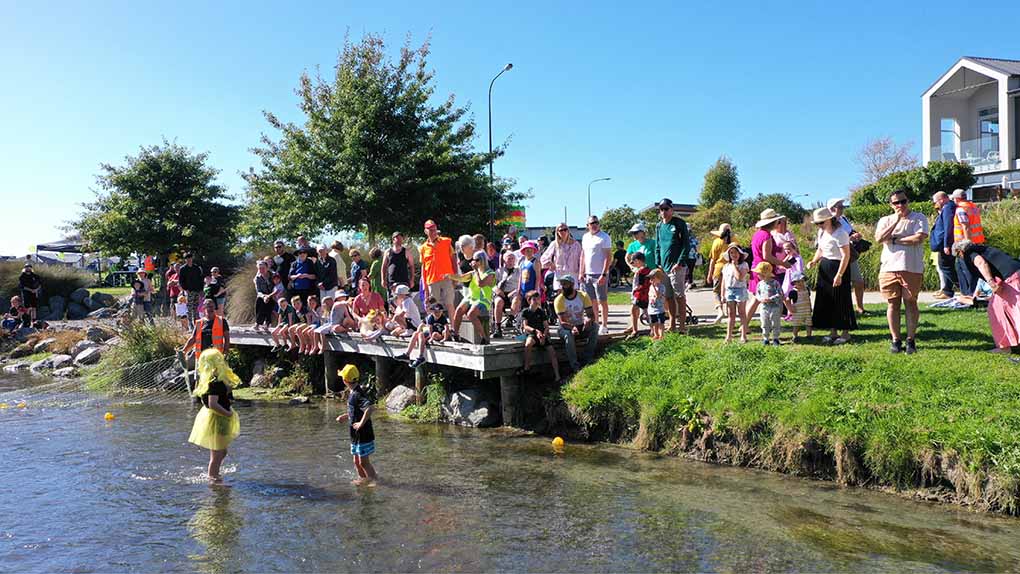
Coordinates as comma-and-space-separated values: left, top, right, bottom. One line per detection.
850, 161, 975, 206
85, 320, 184, 391
731, 193, 808, 230
845, 201, 935, 226
401, 380, 444, 423
983, 200, 1020, 259
0, 261, 93, 310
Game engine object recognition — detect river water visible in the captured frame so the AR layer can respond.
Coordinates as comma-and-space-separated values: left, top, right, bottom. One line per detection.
3, 375, 1020, 573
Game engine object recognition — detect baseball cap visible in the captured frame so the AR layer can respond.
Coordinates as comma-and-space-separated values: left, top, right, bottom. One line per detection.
826, 198, 847, 210
392, 284, 410, 296
424, 219, 438, 229
559, 274, 576, 284
951, 189, 966, 199
628, 223, 646, 234
656, 198, 674, 209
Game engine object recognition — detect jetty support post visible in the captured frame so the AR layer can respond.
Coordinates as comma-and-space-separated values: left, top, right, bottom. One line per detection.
499, 372, 523, 428
415, 366, 426, 405
374, 356, 392, 395
324, 350, 340, 396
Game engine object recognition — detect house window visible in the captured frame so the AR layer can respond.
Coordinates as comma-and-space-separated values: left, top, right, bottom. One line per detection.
978, 107, 999, 157
940, 118, 958, 160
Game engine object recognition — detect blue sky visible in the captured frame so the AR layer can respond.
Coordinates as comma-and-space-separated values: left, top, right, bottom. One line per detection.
2, 0, 1018, 256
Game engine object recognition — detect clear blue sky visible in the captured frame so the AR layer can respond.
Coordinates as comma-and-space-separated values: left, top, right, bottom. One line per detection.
2, 0, 1018, 256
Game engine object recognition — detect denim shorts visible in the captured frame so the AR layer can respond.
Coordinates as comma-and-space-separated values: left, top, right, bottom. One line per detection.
725, 286, 748, 303
648, 312, 667, 325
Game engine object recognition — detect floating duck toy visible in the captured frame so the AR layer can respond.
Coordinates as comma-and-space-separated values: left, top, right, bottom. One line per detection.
0, 403, 8, 409
104, 412, 116, 421
551, 436, 565, 452
16, 402, 26, 409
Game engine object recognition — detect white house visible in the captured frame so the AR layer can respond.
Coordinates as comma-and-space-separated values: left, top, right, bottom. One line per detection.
923, 57, 1020, 196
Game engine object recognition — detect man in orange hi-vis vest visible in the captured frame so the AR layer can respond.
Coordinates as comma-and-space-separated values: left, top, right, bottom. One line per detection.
950, 189, 985, 295
182, 298, 231, 356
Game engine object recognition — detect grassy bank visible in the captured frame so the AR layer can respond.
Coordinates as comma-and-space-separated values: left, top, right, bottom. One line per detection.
563, 305, 1020, 514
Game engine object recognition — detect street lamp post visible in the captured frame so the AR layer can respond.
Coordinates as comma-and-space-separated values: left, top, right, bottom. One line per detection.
488, 63, 513, 240
587, 177, 612, 218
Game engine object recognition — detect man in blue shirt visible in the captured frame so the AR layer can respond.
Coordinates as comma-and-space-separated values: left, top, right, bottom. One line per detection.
930, 191, 959, 299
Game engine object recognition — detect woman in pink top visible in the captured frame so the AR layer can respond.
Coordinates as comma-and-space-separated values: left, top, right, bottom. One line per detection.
351, 277, 386, 321
540, 223, 582, 290
749, 209, 789, 318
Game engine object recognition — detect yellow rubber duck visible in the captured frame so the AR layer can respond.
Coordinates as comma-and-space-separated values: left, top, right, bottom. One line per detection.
16, 402, 26, 409
104, 412, 116, 421
0, 403, 8, 409
551, 436, 565, 452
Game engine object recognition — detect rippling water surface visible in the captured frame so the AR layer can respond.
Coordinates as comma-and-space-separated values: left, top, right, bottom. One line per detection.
3, 374, 1020, 573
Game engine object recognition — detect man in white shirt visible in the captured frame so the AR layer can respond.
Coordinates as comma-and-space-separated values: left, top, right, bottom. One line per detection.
579, 215, 612, 334
874, 190, 929, 355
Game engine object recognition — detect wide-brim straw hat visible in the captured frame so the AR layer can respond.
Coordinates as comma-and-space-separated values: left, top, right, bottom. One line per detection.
709, 223, 732, 237
812, 207, 835, 224
754, 209, 785, 228
752, 261, 773, 276
721, 242, 743, 262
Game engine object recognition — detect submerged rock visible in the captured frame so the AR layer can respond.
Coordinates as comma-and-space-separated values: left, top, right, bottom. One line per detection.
386, 385, 417, 413
2, 363, 29, 374
52, 366, 79, 378
289, 396, 310, 405
443, 389, 499, 428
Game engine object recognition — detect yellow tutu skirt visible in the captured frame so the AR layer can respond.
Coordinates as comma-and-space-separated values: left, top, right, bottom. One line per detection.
188, 407, 240, 451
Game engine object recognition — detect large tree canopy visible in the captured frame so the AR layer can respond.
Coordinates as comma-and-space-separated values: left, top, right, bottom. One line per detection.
74, 140, 238, 262
239, 35, 526, 245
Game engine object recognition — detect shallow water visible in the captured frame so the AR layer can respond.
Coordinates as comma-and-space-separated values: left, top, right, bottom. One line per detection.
3, 375, 1020, 573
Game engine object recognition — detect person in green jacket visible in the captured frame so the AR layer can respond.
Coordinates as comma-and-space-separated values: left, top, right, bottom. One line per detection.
653, 198, 691, 333
368, 248, 387, 301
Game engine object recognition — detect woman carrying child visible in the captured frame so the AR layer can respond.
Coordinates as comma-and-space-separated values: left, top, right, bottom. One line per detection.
188, 348, 241, 483
721, 243, 750, 343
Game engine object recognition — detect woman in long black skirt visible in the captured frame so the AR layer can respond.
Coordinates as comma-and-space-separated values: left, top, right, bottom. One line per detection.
807, 207, 857, 344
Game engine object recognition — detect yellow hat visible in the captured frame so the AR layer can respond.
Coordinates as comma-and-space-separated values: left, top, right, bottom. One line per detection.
339, 364, 360, 383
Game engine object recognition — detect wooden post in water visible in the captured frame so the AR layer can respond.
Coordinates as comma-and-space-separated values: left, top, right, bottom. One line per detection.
374, 356, 391, 395
500, 373, 522, 428
323, 351, 340, 396
414, 366, 426, 405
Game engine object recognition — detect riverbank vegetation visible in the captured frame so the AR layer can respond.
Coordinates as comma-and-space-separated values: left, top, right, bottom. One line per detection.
563, 306, 1020, 514
85, 321, 183, 391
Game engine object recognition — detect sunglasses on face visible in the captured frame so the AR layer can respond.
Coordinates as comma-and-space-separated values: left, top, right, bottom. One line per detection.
891, 199, 908, 206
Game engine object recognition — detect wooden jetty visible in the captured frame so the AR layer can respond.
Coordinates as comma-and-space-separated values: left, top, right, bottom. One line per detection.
230, 307, 639, 426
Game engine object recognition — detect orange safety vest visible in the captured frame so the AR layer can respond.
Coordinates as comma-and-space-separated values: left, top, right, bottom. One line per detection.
953, 200, 986, 244
194, 316, 225, 352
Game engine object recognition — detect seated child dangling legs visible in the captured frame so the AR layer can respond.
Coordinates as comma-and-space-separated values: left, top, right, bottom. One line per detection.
287, 296, 308, 352
403, 302, 450, 368
647, 269, 667, 340
753, 262, 783, 345
312, 297, 334, 354
521, 290, 561, 381
298, 295, 321, 354
335, 364, 378, 486
271, 296, 297, 351
721, 244, 750, 343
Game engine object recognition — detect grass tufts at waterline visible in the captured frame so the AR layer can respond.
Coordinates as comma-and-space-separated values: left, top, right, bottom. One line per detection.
563, 306, 1020, 514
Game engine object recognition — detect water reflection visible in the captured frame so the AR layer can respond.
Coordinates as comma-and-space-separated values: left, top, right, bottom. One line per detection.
188, 488, 242, 574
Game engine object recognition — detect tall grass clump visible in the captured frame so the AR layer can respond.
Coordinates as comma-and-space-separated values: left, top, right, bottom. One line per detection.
983, 199, 1020, 259
564, 307, 1020, 513
0, 261, 93, 309
85, 320, 184, 391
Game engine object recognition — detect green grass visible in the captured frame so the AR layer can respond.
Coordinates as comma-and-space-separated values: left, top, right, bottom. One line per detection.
16, 351, 52, 365
89, 286, 132, 298
564, 305, 1020, 513
606, 289, 631, 306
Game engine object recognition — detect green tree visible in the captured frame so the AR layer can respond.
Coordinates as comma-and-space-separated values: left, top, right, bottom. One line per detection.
240, 34, 527, 246
687, 200, 733, 238
598, 205, 639, 243
850, 161, 975, 206
731, 193, 808, 230
75, 140, 238, 265
699, 156, 740, 207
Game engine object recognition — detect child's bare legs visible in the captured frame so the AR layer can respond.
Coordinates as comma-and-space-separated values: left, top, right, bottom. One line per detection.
208, 449, 227, 481
287, 325, 301, 350
725, 301, 737, 342
524, 336, 535, 371
546, 346, 561, 380
784, 297, 795, 318
737, 301, 749, 343
629, 306, 640, 336
465, 305, 485, 342
352, 454, 377, 485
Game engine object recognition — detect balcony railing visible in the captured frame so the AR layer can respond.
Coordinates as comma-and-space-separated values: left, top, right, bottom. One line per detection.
931, 138, 1002, 173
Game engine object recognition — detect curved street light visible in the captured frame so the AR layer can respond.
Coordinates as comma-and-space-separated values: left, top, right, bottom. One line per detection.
587, 177, 612, 218
488, 63, 513, 239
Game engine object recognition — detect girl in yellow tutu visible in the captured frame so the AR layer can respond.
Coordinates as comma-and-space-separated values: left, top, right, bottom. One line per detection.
188, 348, 241, 483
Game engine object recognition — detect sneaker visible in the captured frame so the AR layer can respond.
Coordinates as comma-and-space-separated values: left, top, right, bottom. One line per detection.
932, 292, 952, 300
492, 328, 503, 339
833, 336, 852, 346
905, 338, 917, 355
821, 336, 834, 345
409, 357, 425, 369
394, 352, 409, 362
762, 339, 770, 346
890, 339, 903, 354
598, 325, 610, 336
772, 339, 782, 346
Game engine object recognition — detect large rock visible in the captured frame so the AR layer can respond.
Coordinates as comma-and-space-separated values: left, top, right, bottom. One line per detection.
67, 303, 89, 320
250, 373, 271, 388
9, 343, 34, 359
154, 365, 184, 388
443, 389, 499, 428
90, 292, 117, 308
83, 296, 101, 311
33, 338, 57, 353
74, 347, 102, 366
85, 326, 114, 343
2, 363, 29, 374
386, 385, 417, 413
53, 366, 79, 378
50, 354, 73, 370
12, 327, 37, 342
48, 295, 66, 317
71, 340, 99, 356
69, 288, 90, 304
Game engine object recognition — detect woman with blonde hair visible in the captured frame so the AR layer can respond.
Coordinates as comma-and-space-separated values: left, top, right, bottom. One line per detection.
188, 348, 241, 483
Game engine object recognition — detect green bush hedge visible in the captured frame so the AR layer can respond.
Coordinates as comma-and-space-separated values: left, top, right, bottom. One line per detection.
0, 260, 93, 311
850, 161, 976, 206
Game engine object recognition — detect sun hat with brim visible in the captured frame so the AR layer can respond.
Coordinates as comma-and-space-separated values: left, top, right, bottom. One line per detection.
812, 207, 836, 224
826, 198, 847, 211
752, 261, 774, 276
709, 223, 732, 237
628, 223, 646, 234
721, 243, 744, 262
392, 284, 410, 296
521, 240, 538, 251
754, 209, 785, 228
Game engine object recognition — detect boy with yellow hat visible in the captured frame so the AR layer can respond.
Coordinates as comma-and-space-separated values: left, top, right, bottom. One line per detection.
753, 261, 784, 345
335, 364, 378, 485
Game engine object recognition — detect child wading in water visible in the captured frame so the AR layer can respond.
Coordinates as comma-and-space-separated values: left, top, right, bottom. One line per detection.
335, 364, 378, 486
754, 261, 783, 345
721, 243, 750, 343
187, 348, 241, 483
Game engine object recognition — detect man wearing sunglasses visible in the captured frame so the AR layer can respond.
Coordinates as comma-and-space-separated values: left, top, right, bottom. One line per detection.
874, 190, 929, 354
654, 198, 691, 333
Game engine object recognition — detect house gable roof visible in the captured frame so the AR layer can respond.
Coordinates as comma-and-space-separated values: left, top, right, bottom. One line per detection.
923, 57, 1017, 97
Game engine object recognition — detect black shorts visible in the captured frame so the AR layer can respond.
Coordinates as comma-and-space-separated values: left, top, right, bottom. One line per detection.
631, 299, 648, 310
21, 290, 38, 308
526, 333, 547, 347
